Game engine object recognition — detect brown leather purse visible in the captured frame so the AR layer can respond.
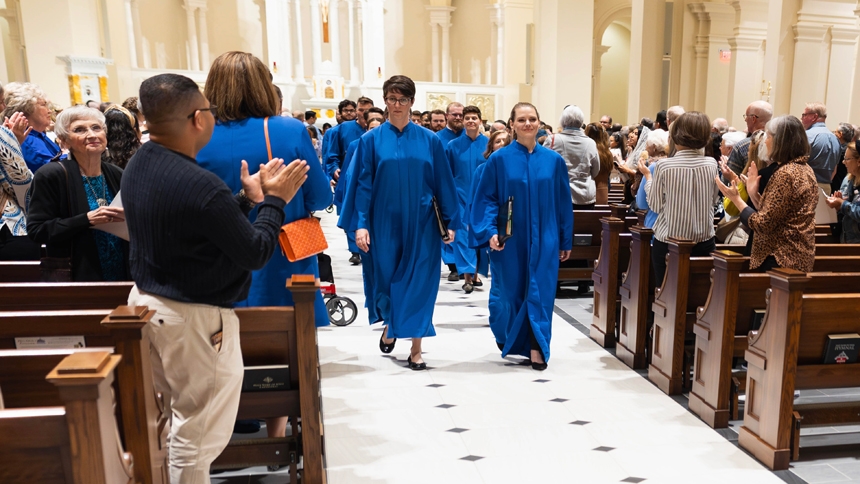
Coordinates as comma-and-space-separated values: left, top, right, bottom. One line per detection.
263, 117, 328, 261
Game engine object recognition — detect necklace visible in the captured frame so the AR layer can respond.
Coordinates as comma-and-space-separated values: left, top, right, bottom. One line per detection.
84, 175, 108, 207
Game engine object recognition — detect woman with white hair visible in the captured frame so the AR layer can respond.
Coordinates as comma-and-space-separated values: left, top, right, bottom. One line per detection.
543, 105, 601, 209
720, 131, 746, 157
2, 82, 61, 172
27, 106, 128, 281
634, 129, 669, 228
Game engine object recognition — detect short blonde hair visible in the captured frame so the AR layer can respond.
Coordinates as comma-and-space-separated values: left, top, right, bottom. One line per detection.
54, 106, 105, 142
805, 102, 827, 118
2, 82, 48, 119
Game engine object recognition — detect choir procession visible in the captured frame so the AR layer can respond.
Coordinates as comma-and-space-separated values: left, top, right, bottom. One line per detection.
2, 0, 860, 483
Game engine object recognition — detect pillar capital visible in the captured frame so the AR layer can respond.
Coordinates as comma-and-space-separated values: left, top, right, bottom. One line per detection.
793, 23, 830, 43
426, 5, 455, 26
830, 26, 860, 45
729, 34, 765, 52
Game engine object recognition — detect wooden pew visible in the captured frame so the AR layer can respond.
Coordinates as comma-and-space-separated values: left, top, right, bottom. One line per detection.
0, 261, 40, 282
559, 204, 636, 283
0, 351, 134, 484
690, 249, 860, 428
649, 240, 860, 395
589, 217, 631, 347
738, 269, 860, 470
0, 277, 326, 483
0, 282, 134, 311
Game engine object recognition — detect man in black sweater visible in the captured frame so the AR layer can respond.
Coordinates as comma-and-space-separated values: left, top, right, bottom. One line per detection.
122, 74, 308, 484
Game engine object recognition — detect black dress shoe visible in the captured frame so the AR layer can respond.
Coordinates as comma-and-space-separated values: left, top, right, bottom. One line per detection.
406, 355, 427, 371
349, 252, 361, 265
531, 360, 548, 371
447, 271, 460, 282
379, 332, 396, 354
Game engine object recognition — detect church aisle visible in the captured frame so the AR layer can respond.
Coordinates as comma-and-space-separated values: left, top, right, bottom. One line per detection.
316, 210, 783, 484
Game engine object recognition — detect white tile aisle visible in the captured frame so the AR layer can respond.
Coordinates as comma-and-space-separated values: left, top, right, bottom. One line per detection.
315, 210, 784, 484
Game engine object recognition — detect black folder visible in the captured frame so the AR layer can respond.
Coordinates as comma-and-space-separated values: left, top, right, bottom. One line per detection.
498, 196, 513, 247
432, 197, 450, 241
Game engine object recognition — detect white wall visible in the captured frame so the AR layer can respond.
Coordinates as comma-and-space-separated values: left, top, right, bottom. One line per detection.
600, 22, 630, 125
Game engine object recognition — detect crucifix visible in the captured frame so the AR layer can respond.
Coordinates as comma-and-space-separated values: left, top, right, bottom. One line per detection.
760, 80, 772, 103
321, 0, 330, 43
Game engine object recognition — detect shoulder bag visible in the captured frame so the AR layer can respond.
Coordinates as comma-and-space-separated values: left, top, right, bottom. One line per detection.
40, 160, 73, 281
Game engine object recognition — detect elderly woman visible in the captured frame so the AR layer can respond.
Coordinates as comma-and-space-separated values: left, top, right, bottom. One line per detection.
27, 106, 128, 281
3, 82, 61, 173
720, 131, 746, 158
0, 82, 39, 260
717, 115, 817, 271
634, 129, 670, 228
827, 142, 860, 243
646, 112, 720, 284
543, 105, 600, 209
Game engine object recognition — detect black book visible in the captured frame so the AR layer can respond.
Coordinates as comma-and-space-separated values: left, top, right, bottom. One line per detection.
823, 333, 860, 364
498, 196, 513, 247
242, 365, 290, 392
432, 197, 450, 241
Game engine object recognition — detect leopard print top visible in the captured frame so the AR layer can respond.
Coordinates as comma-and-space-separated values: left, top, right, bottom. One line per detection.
746, 158, 817, 271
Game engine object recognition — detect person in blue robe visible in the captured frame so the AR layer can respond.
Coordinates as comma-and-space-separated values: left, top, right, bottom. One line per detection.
471, 102, 573, 370
195, 54, 332, 329
446, 105, 488, 293
341, 75, 461, 370
437, 103, 465, 280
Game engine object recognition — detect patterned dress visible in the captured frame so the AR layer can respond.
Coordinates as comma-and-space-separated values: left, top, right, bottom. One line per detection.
0, 126, 32, 235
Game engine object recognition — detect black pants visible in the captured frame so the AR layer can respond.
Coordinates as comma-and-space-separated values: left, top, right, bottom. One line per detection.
573, 203, 595, 210
651, 237, 716, 287
758, 255, 780, 272
0, 226, 40, 261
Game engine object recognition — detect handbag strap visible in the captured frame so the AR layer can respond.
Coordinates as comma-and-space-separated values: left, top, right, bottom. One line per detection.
264, 116, 272, 161
55, 159, 74, 261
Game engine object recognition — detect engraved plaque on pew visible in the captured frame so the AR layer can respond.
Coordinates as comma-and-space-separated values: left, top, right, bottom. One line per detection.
573, 234, 592, 246
243, 365, 290, 392
15, 335, 86, 349
823, 333, 860, 364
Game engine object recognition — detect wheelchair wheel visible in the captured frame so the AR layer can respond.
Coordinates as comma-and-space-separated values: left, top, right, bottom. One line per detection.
325, 204, 334, 213
326, 296, 357, 326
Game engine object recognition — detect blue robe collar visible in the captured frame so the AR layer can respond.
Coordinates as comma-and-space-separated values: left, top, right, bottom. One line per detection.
385, 120, 413, 135
512, 139, 537, 154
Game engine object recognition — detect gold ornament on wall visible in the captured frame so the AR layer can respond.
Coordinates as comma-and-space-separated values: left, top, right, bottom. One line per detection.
427, 93, 455, 112
466, 94, 495, 121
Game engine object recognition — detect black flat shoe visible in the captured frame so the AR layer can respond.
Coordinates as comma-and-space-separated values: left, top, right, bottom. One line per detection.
496, 341, 504, 351
473, 280, 483, 287
406, 355, 427, 371
462, 283, 474, 294
531, 360, 548, 371
379, 332, 396, 354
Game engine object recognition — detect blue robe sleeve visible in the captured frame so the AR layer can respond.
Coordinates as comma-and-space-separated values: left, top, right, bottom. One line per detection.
297, 127, 333, 211
323, 126, 342, 180
334, 140, 358, 208
432, 136, 462, 231
556, 155, 574, 250
354, 135, 374, 231
470, 155, 500, 247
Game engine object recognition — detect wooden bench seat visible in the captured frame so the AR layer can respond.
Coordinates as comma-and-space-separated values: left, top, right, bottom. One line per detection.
0, 351, 134, 484
0, 261, 40, 283
0, 282, 134, 311
558, 205, 637, 283
738, 269, 860, 469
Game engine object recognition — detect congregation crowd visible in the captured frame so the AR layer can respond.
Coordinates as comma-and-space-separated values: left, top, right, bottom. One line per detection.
2, 47, 859, 482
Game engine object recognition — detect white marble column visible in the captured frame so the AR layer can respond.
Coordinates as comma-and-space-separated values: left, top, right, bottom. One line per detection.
123, 0, 138, 68
183, 1, 200, 71
361, 0, 385, 87
294, 0, 305, 81
309, 0, 323, 74
627, 0, 666, 124
489, 4, 504, 85
430, 22, 440, 82
427, 6, 455, 84
726, 0, 767, 125
826, 27, 860, 128
265, 0, 292, 80
197, 6, 210, 69
688, 2, 734, 116
789, 23, 830, 115
329, 0, 341, 76
346, 0, 358, 82
591, 45, 610, 122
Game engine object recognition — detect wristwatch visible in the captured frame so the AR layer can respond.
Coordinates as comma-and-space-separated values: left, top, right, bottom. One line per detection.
237, 189, 258, 209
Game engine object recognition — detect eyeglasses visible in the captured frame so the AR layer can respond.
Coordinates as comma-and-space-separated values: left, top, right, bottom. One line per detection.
742, 114, 758, 120
448, 113, 464, 118
187, 105, 217, 119
801, 112, 815, 118
71, 125, 104, 135
341, 108, 356, 114
384, 97, 412, 106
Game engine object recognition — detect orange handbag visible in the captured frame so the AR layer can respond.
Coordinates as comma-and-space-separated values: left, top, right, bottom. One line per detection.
263, 117, 329, 262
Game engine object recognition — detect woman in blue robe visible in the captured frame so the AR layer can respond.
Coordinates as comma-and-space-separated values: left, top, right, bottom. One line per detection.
340, 75, 461, 370
471, 102, 573, 370
195, 52, 332, 329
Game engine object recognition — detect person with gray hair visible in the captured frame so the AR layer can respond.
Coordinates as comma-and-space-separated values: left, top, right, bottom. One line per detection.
543, 105, 600, 209
27, 106, 128, 280
666, 105, 686, 126
712, 118, 729, 135
801, 102, 841, 193
831, 122, 856, 193
724, 100, 773, 181
720, 131, 747, 157
3, 82, 61, 173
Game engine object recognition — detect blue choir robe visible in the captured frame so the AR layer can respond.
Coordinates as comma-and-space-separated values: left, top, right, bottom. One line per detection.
341, 121, 462, 338
197, 117, 333, 327
446, 133, 488, 275
470, 141, 573, 361
437, 127, 463, 265
469, 163, 491, 278
334, 138, 361, 253
325, 120, 366, 187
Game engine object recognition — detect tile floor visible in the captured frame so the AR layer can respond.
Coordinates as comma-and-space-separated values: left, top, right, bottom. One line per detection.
212, 211, 859, 483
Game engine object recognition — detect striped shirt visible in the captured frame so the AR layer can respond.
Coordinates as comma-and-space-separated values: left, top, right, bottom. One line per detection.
645, 150, 720, 243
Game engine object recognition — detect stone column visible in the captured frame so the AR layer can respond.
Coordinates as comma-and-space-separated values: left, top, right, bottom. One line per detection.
789, 22, 830, 116
346, 0, 358, 82
294, 0, 306, 81
309, 0, 323, 74
427, 6, 455, 83
329, 0, 341, 75
628, 0, 666, 123
265, 0, 292, 80
726, 0, 767, 125
430, 22, 440, 82
183, 0, 200, 71
687, 2, 734, 117
361, 0, 385, 87
591, 45, 611, 122
826, 26, 860, 128
123, 0, 138, 68
197, 6, 210, 69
